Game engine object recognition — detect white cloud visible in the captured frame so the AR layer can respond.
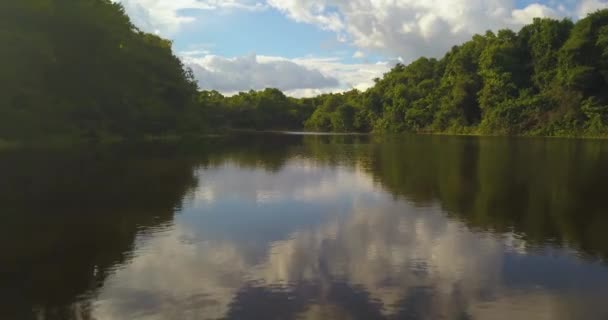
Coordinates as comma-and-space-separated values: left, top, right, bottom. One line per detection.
115, 0, 266, 34
267, 0, 345, 32
286, 56, 389, 95
578, 0, 608, 17
352, 50, 366, 58
114, 0, 608, 97
183, 53, 389, 97
265, 0, 600, 61
183, 54, 340, 94
511, 3, 562, 25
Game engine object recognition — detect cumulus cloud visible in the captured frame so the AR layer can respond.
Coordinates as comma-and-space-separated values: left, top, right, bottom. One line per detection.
115, 0, 266, 34
273, 56, 390, 95
352, 50, 366, 58
114, 0, 607, 96
183, 54, 340, 94
578, 0, 608, 16
266, 0, 605, 61
293, 58, 394, 91
183, 53, 389, 97
511, 3, 562, 25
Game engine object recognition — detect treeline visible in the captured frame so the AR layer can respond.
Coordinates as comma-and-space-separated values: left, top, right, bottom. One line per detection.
202, 10, 608, 137
2, 1, 608, 141
0, 0, 202, 142
200, 88, 315, 130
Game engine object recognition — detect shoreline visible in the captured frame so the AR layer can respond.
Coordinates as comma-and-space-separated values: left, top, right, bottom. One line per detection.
1, 130, 607, 150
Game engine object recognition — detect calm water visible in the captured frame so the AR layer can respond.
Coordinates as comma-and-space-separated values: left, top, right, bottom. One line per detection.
2, 134, 608, 320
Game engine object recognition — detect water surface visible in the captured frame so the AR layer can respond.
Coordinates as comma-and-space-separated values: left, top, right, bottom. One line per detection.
2, 134, 608, 319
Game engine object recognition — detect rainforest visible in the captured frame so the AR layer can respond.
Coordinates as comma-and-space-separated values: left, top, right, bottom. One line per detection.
1, 0, 608, 143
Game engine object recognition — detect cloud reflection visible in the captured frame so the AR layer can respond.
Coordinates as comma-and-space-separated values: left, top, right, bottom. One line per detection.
93, 159, 608, 320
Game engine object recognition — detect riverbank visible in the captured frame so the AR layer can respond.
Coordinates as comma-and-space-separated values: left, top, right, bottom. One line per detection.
2, 129, 608, 151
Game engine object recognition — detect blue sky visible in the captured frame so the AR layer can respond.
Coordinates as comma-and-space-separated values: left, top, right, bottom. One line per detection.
117, 0, 607, 96
175, 9, 347, 58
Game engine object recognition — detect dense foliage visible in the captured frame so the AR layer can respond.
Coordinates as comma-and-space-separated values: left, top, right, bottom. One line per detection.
200, 89, 315, 131
302, 10, 608, 136
202, 10, 608, 137
2, 1, 607, 140
0, 0, 201, 142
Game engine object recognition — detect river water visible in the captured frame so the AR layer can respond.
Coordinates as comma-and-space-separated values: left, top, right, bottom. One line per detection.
2, 133, 608, 319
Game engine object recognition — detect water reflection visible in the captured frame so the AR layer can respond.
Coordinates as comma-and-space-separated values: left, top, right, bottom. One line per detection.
2, 135, 608, 319
0, 145, 198, 319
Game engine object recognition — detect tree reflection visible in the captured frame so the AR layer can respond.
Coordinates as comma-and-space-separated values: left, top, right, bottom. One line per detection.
354, 136, 608, 260
0, 144, 198, 319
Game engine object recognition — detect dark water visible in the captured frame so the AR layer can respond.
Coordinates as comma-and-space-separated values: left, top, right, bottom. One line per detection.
2, 134, 608, 320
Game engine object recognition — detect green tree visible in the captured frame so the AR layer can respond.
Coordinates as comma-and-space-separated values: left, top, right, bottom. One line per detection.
0, 0, 199, 142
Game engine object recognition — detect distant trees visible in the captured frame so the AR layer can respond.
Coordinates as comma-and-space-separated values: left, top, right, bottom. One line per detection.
198, 88, 315, 131
304, 90, 365, 132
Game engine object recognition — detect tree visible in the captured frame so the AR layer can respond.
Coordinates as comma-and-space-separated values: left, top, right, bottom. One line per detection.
0, 0, 199, 141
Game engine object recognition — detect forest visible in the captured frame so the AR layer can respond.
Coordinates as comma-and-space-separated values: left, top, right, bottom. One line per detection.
1, 0, 608, 141
0, 0, 202, 143
207, 10, 608, 137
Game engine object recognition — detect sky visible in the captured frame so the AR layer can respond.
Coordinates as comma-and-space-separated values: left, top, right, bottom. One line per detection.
115, 0, 608, 97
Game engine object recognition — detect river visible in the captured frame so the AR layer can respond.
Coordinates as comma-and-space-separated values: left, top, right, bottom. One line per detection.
2, 133, 608, 319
